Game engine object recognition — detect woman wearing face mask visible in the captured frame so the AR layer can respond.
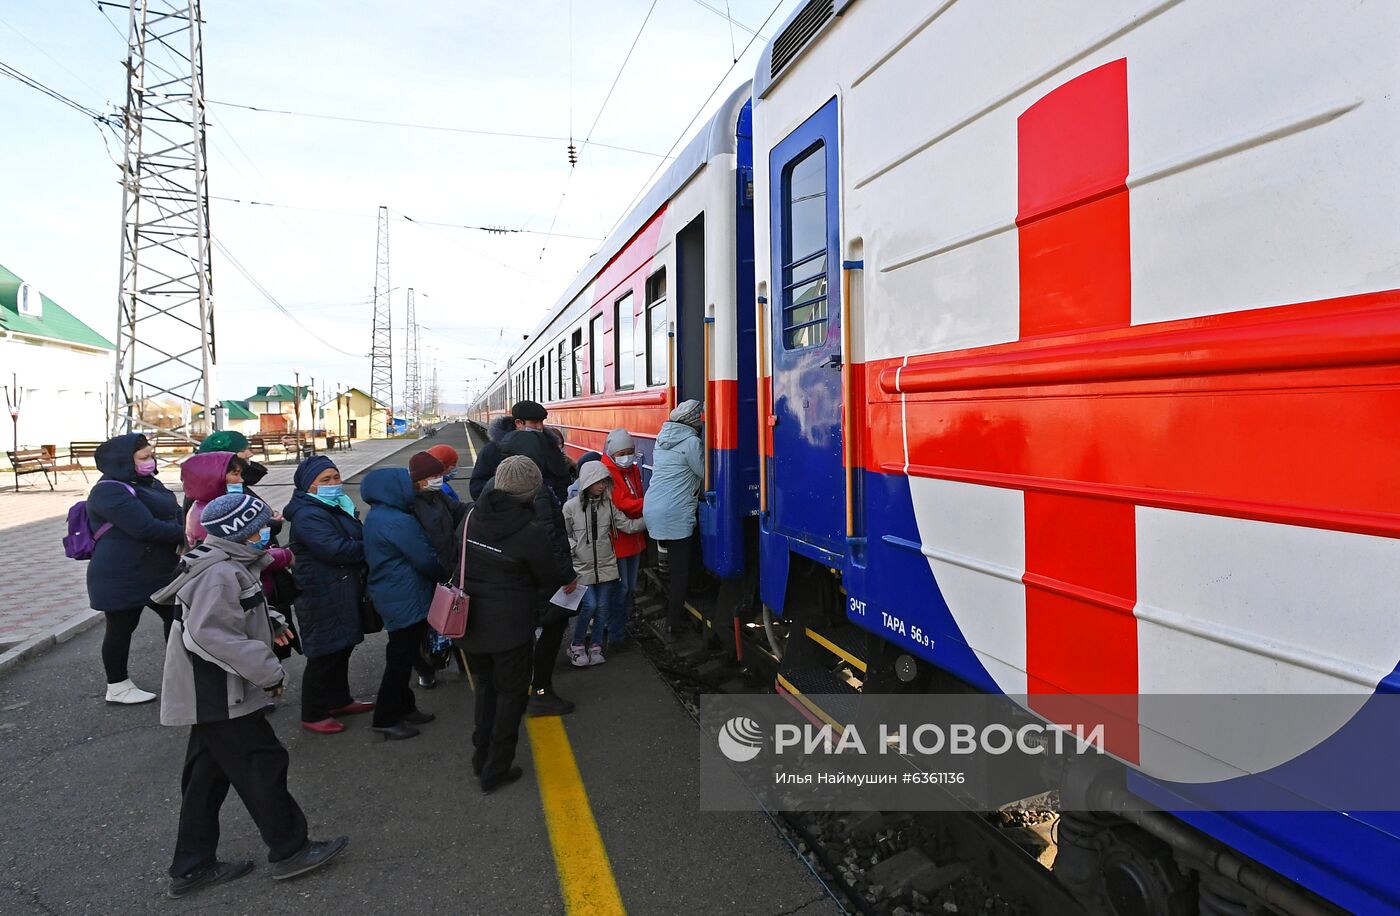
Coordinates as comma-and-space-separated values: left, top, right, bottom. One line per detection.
86, 434, 187, 704
192, 431, 282, 537
408, 451, 465, 687
426, 444, 463, 503
180, 451, 243, 546
600, 429, 647, 647
284, 456, 372, 734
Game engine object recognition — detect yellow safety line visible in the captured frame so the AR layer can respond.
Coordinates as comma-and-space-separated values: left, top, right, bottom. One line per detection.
464, 426, 479, 463
526, 716, 627, 915
805, 627, 868, 673
776, 674, 844, 731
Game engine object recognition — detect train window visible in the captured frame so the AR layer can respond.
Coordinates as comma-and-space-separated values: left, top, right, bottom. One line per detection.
571, 328, 583, 397
782, 143, 829, 350
590, 314, 605, 394
557, 342, 567, 400
615, 292, 635, 391
646, 269, 667, 386
539, 355, 547, 403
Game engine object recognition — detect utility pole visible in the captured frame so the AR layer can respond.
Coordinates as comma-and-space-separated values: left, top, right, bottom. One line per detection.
404, 287, 420, 424
427, 359, 440, 418
112, 0, 216, 441
369, 205, 392, 437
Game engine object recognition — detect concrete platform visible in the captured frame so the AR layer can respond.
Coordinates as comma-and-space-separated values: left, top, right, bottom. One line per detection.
0, 425, 838, 914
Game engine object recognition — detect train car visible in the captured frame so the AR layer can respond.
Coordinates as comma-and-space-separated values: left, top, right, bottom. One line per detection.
750, 1, 1400, 914
473, 83, 759, 580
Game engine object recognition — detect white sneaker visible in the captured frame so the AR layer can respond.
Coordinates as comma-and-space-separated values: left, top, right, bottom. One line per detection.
588, 645, 606, 666
567, 644, 590, 668
105, 679, 156, 705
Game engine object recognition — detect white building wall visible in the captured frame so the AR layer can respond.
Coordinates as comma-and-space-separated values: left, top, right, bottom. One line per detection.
0, 335, 111, 451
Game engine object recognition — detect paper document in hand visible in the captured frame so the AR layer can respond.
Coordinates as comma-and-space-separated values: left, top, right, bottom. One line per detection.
550, 584, 587, 612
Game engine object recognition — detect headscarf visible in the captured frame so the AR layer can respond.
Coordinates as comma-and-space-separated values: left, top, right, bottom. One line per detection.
294, 454, 336, 491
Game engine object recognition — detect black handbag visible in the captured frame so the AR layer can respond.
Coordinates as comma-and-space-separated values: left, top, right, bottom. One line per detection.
359, 572, 384, 634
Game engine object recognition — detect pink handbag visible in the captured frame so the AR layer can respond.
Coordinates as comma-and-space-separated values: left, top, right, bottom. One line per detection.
427, 509, 472, 639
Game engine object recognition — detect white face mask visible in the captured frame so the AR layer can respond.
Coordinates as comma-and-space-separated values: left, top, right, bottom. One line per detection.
425, 477, 444, 491
614, 454, 635, 468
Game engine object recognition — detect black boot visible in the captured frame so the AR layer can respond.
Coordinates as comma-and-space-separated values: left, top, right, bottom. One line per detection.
526, 688, 574, 717
168, 860, 253, 899
371, 723, 420, 741
481, 766, 524, 794
270, 837, 349, 880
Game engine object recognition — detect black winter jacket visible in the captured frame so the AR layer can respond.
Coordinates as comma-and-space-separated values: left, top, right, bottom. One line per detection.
458, 488, 573, 654
413, 489, 468, 577
86, 434, 185, 612
499, 429, 574, 505
284, 490, 366, 658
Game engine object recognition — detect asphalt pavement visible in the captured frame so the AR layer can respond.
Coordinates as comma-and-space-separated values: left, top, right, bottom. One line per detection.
0, 423, 838, 915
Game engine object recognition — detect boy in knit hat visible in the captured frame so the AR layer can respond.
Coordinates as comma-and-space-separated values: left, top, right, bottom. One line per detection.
153, 493, 347, 899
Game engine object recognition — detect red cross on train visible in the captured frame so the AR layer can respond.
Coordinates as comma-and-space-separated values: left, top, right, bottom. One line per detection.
471, 3, 1400, 912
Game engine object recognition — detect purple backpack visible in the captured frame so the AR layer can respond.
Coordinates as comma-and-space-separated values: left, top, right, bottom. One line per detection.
63, 481, 136, 560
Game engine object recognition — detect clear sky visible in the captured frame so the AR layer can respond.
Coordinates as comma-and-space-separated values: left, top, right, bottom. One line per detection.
0, 0, 799, 409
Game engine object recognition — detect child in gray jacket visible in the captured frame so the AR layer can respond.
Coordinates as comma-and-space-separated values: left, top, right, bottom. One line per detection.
154, 493, 348, 899
563, 460, 646, 665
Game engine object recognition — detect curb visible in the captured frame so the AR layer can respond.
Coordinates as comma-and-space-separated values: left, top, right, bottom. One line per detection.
0, 611, 102, 678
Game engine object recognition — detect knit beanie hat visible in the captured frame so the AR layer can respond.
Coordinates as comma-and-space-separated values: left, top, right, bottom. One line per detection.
495, 454, 541, 497
198, 430, 250, 454
201, 493, 273, 542
294, 454, 336, 491
427, 444, 458, 468
511, 400, 547, 421
408, 451, 445, 482
669, 399, 703, 429
603, 428, 634, 456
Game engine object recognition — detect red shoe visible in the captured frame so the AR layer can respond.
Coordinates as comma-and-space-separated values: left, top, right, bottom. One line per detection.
301, 718, 346, 734
328, 701, 375, 716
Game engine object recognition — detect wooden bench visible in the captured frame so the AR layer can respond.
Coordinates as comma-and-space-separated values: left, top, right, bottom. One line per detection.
6, 448, 58, 492
153, 436, 197, 456
245, 436, 270, 460
68, 441, 102, 483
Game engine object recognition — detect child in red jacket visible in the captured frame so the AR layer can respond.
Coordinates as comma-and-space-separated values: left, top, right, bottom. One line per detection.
601, 428, 646, 649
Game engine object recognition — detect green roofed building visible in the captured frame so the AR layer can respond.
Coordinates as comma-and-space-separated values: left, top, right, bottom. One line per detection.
0, 263, 115, 449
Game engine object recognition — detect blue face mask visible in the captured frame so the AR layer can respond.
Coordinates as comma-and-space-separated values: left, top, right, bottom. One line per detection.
316, 484, 343, 500
256, 527, 271, 550
443, 470, 455, 481
226, 482, 244, 495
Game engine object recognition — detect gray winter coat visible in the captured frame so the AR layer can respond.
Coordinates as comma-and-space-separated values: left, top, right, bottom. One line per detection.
563, 461, 646, 585
154, 540, 288, 727
642, 421, 704, 540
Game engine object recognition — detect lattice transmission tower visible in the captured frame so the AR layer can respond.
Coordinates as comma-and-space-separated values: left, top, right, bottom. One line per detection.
112, 0, 216, 439
404, 287, 421, 421
369, 205, 393, 436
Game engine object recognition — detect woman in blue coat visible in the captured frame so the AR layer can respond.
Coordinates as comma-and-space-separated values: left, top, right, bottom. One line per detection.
642, 400, 705, 636
86, 433, 185, 704
284, 455, 371, 735
362, 467, 447, 741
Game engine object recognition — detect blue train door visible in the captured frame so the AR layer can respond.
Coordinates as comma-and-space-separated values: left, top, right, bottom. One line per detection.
768, 97, 843, 556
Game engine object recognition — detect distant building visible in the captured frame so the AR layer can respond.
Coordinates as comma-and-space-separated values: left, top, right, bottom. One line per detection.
243, 384, 314, 436
194, 400, 260, 437
0, 263, 114, 451
322, 387, 389, 442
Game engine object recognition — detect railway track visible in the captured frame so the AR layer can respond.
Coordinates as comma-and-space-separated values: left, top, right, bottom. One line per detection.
627, 577, 1085, 916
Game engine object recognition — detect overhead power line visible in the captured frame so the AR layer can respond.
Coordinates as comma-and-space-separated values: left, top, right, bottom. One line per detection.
0, 57, 112, 123
208, 194, 603, 242
213, 238, 366, 358
605, 0, 788, 242
206, 99, 671, 159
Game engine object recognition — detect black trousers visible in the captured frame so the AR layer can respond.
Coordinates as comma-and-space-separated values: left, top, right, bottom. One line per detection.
373, 620, 427, 727
101, 605, 175, 684
300, 646, 354, 723
170, 710, 308, 878
467, 642, 533, 782
660, 534, 698, 629
531, 617, 569, 694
